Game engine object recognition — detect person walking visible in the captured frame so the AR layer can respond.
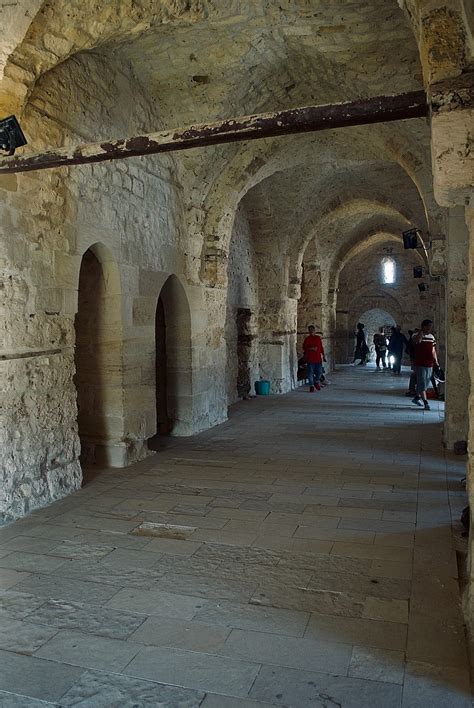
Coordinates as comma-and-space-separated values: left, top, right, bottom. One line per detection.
373, 327, 387, 369
302, 324, 325, 392
411, 319, 438, 411
352, 323, 369, 365
388, 325, 406, 374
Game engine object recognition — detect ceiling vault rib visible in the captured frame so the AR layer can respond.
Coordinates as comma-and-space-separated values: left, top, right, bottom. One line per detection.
0, 90, 428, 174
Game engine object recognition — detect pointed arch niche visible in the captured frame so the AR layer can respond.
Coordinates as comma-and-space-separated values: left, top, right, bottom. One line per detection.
152, 274, 193, 440
74, 243, 125, 468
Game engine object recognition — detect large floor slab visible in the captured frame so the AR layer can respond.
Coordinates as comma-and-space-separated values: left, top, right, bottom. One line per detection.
0, 366, 470, 706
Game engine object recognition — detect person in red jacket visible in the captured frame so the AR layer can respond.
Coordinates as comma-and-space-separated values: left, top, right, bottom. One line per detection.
302, 325, 325, 392
411, 319, 438, 411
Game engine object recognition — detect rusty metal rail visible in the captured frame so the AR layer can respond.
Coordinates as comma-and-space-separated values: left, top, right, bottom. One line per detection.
0, 90, 428, 174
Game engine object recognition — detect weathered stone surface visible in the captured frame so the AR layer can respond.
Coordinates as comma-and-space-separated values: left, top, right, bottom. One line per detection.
26, 598, 146, 639
250, 665, 402, 707
0, 590, 45, 620
60, 670, 204, 707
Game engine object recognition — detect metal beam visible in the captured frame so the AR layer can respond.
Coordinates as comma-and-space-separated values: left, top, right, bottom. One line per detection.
0, 90, 428, 174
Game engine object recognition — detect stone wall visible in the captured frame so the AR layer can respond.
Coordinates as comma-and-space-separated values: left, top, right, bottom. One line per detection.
0, 50, 215, 521
444, 207, 469, 448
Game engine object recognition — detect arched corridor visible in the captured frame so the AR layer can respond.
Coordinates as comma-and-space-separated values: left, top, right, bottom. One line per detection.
0, 0, 473, 704
0, 368, 469, 705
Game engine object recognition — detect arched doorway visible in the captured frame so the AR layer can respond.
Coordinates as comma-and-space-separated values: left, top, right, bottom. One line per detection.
152, 275, 192, 440
74, 244, 124, 468
356, 308, 396, 363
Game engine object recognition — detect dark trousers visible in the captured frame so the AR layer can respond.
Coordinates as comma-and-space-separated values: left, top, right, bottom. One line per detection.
391, 353, 402, 373
375, 349, 386, 367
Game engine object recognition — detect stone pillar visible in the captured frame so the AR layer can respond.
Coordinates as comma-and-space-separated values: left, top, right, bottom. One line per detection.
297, 257, 335, 368
202, 285, 229, 424
444, 207, 469, 449
425, 54, 474, 622
297, 260, 322, 354
335, 309, 351, 364
430, 73, 474, 208
463, 205, 474, 626
258, 296, 298, 394
324, 285, 337, 369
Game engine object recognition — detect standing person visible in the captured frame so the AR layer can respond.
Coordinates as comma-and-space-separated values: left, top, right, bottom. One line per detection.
352, 322, 369, 365
412, 319, 438, 411
388, 326, 406, 374
373, 327, 387, 369
302, 324, 325, 392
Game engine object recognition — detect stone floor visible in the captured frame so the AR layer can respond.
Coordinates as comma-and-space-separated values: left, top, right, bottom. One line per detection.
0, 366, 471, 707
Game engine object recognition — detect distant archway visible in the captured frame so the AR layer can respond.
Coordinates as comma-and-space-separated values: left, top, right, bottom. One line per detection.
153, 275, 192, 438
74, 243, 124, 468
356, 308, 397, 362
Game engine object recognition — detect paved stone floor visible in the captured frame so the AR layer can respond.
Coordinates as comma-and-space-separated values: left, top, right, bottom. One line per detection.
0, 366, 471, 707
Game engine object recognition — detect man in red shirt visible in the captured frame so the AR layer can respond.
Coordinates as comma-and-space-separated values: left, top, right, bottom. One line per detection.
411, 319, 438, 411
302, 325, 325, 392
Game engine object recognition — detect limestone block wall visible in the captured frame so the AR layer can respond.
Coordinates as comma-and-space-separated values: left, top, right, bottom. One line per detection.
225, 206, 259, 404
0, 50, 223, 521
0, 159, 84, 521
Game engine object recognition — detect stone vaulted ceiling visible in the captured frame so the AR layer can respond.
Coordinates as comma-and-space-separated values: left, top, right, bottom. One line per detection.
0, 0, 441, 277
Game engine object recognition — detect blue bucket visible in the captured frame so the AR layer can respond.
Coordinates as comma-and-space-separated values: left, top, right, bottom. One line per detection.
255, 380, 271, 395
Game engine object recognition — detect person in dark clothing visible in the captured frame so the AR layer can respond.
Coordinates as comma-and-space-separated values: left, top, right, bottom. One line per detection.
373, 328, 387, 369
388, 326, 407, 374
352, 322, 369, 365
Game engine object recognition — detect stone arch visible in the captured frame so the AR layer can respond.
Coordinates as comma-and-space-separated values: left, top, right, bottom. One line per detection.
336, 293, 404, 365
295, 199, 416, 276
356, 308, 397, 363
198, 121, 442, 286
74, 241, 125, 468
153, 274, 193, 437
331, 229, 427, 297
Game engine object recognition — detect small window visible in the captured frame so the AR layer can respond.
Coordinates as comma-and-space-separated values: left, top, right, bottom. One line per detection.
381, 257, 396, 285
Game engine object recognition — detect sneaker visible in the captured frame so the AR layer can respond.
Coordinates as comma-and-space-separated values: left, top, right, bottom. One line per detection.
424, 402, 431, 411
310, 386, 315, 393
412, 397, 423, 407
315, 383, 321, 391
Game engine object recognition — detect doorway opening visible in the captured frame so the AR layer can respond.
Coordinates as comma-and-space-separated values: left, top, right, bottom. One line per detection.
151, 275, 192, 446
356, 308, 396, 363
155, 293, 171, 435
74, 244, 123, 474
